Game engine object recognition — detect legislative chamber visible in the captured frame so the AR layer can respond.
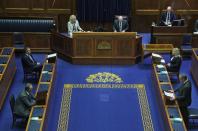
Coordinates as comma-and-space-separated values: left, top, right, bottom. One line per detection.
0, 0, 198, 131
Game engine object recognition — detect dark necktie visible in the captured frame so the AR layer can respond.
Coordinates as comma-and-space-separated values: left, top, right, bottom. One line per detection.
119, 21, 122, 32
73, 24, 76, 32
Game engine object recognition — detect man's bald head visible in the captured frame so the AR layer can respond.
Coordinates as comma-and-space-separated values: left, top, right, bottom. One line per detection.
118, 16, 123, 21
167, 6, 172, 12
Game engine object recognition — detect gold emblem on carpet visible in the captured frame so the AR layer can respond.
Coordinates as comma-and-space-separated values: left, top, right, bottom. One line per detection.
86, 72, 123, 83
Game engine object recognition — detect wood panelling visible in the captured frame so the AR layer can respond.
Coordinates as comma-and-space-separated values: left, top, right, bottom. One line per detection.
135, 0, 160, 9
1, 0, 198, 32
5, 0, 29, 8
134, 0, 198, 32
32, 0, 45, 9
47, 0, 71, 9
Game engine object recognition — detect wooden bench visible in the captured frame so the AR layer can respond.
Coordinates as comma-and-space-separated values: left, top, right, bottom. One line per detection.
142, 44, 174, 62
26, 56, 57, 131
0, 47, 16, 110
152, 64, 187, 131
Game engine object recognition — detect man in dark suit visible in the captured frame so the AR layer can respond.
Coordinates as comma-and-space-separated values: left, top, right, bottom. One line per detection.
168, 74, 192, 128
113, 16, 129, 32
22, 47, 42, 75
14, 83, 36, 119
160, 6, 176, 26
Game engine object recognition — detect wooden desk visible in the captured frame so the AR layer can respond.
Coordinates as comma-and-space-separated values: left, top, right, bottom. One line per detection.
152, 64, 187, 131
192, 34, 198, 48
51, 32, 142, 64
191, 48, 198, 87
26, 57, 57, 131
151, 26, 188, 48
0, 47, 16, 110
142, 44, 173, 62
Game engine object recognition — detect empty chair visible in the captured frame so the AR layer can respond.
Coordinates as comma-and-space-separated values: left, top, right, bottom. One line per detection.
13, 32, 25, 52
188, 108, 198, 128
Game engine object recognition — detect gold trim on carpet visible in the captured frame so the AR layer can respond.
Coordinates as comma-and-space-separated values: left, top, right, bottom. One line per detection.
57, 84, 154, 131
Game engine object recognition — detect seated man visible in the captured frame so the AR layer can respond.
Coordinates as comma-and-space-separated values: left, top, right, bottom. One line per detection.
22, 47, 42, 76
166, 74, 192, 128
113, 16, 129, 32
14, 83, 36, 119
67, 15, 84, 36
160, 6, 176, 26
152, 48, 182, 72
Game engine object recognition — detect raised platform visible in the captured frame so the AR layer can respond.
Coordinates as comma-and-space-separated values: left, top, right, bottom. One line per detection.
51, 32, 142, 65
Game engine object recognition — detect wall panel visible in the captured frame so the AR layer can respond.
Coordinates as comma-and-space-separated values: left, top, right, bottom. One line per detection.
5, 0, 29, 8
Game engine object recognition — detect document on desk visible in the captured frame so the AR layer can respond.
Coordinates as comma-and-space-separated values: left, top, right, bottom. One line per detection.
193, 32, 198, 35
170, 117, 183, 122
164, 91, 174, 98
156, 64, 164, 68
152, 53, 162, 58
31, 117, 40, 121
42, 71, 48, 74
159, 71, 168, 74
47, 53, 57, 58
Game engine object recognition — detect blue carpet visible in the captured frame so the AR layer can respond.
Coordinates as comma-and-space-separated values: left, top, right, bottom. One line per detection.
0, 33, 197, 131
58, 85, 153, 131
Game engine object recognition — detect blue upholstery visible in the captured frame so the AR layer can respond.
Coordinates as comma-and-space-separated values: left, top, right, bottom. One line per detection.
156, 66, 166, 72
0, 18, 55, 32
38, 84, 49, 93
160, 84, 171, 91
188, 108, 198, 119
195, 50, 198, 56
0, 65, 4, 74
43, 64, 53, 72
32, 107, 44, 118
1, 48, 12, 55
28, 120, 41, 131
0, 56, 9, 64
158, 74, 169, 82
41, 73, 52, 82
181, 45, 192, 51
168, 107, 185, 131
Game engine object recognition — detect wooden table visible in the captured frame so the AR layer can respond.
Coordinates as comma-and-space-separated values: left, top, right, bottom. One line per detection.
0, 47, 16, 110
141, 44, 173, 62
26, 56, 57, 131
192, 34, 198, 48
152, 64, 187, 131
151, 26, 188, 48
51, 32, 142, 65
191, 48, 198, 87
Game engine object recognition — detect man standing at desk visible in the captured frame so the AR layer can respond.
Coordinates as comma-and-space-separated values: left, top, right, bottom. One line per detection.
160, 6, 176, 26
113, 16, 129, 32
167, 74, 192, 128
67, 15, 84, 36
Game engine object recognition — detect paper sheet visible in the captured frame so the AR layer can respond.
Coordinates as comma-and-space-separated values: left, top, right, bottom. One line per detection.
31, 117, 40, 121
47, 53, 57, 58
164, 91, 174, 98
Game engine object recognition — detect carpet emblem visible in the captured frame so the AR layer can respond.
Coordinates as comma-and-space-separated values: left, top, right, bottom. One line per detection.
86, 72, 123, 83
